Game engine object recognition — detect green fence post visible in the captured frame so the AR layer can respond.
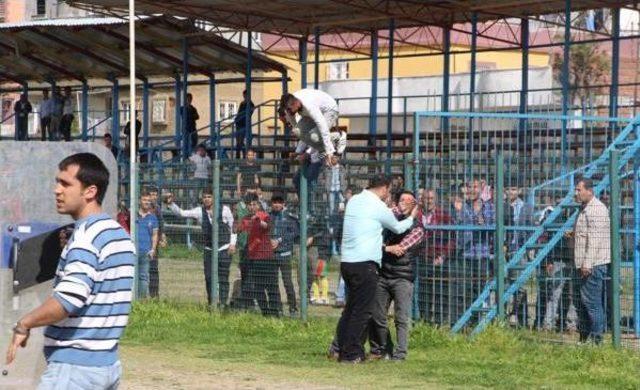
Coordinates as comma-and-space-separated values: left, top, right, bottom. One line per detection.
494, 152, 505, 321
299, 164, 309, 321
211, 160, 220, 309
609, 150, 622, 347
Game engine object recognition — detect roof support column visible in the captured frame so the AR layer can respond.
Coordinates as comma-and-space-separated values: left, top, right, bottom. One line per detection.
561, 0, 571, 176
442, 27, 451, 134
81, 80, 89, 142
609, 8, 620, 131
244, 32, 253, 154
314, 27, 320, 89
174, 74, 182, 154
369, 30, 379, 142
142, 79, 149, 150
112, 78, 120, 152
467, 12, 478, 181
300, 36, 308, 89
182, 36, 190, 159
282, 70, 290, 147
385, 19, 395, 174
209, 75, 217, 157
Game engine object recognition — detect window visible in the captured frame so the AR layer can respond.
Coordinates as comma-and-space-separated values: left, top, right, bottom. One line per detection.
36, 0, 46, 16
218, 101, 238, 122
152, 99, 167, 124
475, 61, 497, 72
327, 62, 349, 80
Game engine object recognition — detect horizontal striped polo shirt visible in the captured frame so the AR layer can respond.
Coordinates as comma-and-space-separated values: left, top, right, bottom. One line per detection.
45, 212, 136, 366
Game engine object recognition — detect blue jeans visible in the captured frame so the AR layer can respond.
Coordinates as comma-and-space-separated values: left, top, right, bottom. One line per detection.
137, 253, 150, 298
38, 361, 121, 390
574, 264, 608, 343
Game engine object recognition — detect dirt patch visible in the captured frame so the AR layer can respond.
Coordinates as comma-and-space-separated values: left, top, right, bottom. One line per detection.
120, 345, 344, 390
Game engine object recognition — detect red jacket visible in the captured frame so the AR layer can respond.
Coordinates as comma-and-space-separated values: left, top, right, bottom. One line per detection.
239, 211, 273, 260
419, 208, 456, 260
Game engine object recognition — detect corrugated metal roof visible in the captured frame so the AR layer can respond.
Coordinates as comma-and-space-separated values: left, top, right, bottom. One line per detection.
65, 0, 631, 36
0, 16, 287, 85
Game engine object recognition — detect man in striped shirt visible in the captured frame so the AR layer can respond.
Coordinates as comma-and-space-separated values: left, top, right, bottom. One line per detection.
5, 153, 136, 389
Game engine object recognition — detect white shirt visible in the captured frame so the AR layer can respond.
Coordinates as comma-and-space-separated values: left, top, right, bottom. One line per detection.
40, 98, 54, 118
291, 88, 338, 155
341, 189, 414, 265
168, 203, 237, 249
62, 96, 74, 116
189, 154, 212, 179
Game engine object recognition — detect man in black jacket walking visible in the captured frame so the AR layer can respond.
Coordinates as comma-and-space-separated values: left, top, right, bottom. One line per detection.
369, 191, 424, 361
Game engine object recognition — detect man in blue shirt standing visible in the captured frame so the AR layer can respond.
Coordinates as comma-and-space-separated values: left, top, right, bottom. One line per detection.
136, 190, 159, 299
5, 153, 136, 389
336, 175, 418, 363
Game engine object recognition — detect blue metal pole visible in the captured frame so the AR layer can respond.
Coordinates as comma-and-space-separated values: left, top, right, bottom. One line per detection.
142, 79, 149, 149
386, 19, 395, 174
561, 0, 571, 176
112, 78, 120, 150
282, 70, 290, 147
300, 37, 308, 89
174, 75, 181, 153
314, 27, 320, 89
609, 8, 620, 133
442, 27, 451, 133
209, 75, 216, 154
519, 18, 529, 132
182, 37, 190, 159
245, 31, 253, 152
369, 30, 379, 140
81, 80, 88, 141
635, 142, 640, 336
467, 13, 477, 180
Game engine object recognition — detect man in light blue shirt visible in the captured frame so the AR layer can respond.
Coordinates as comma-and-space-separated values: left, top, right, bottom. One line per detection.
335, 174, 418, 363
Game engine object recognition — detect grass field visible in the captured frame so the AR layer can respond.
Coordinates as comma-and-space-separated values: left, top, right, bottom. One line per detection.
120, 300, 640, 389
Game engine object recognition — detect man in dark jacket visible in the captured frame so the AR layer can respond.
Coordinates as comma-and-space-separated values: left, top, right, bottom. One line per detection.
369, 191, 425, 361
270, 195, 299, 316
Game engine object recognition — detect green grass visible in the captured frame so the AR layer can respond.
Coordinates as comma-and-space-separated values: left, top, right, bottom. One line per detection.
123, 300, 640, 389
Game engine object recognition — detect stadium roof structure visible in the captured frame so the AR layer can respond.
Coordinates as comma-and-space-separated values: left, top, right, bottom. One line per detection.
0, 15, 287, 84
64, 0, 633, 35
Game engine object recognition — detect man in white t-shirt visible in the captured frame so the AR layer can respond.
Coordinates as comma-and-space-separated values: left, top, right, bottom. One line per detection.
189, 144, 212, 182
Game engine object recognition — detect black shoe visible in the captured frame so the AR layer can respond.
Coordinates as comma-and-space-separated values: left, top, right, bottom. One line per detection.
390, 355, 406, 362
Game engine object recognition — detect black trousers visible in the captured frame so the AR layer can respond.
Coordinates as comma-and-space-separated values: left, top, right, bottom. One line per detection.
203, 248, 232, 306
149, 258, 159, 298
276, 254, 297, 314
60, 114, 74, 141
336, 261, 379, 361
247, 259, 280, 316
41, 117, 52, 141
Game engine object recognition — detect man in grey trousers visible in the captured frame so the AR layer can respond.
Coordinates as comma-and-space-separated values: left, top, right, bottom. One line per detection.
369, 191, 425, 361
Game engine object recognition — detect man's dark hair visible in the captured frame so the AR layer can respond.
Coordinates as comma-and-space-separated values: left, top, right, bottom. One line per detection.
244, 192, 259, 204
197, 143, 206, 150
271, 195, 285, 204
58, 153, 109, 205
187, 93, 193, 100
576, 177, 594, 191
201, 187, 213, 196
104, 133, 112, 139
394, 190, 414, 205
367, 174, 392, 189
